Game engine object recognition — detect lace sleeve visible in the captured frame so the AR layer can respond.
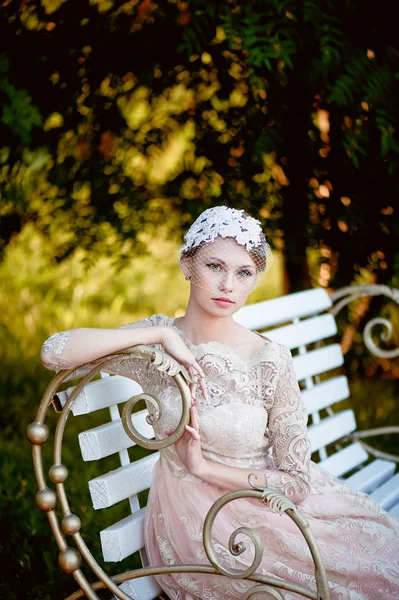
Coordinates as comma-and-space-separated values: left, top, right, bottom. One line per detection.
264, 345, 312, 504
41, 330, 77, 370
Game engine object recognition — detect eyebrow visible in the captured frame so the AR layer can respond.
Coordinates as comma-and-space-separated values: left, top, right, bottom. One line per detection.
207, 257, 255, 269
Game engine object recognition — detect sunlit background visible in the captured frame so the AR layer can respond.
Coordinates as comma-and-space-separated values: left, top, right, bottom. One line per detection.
1, 1, 398, 598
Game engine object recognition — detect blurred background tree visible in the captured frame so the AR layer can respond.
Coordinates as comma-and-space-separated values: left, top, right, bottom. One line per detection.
0, 1, 398, 598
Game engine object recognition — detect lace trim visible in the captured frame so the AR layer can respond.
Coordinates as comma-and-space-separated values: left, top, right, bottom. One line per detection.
42, 330, 75, 357
166, 316, 280, 369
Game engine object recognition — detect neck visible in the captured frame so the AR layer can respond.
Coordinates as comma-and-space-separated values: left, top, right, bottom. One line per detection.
175, 294, 238, 345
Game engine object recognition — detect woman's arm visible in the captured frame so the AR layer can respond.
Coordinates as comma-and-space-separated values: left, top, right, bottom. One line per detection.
178, 346, 311, 504
41, 325, 170, 370
41, 318, 207, 398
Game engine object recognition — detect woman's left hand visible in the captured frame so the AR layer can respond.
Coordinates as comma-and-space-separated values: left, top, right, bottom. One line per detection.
166, 401, 207, 478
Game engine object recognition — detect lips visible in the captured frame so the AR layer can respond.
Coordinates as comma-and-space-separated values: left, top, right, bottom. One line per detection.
213, 297, 234, 304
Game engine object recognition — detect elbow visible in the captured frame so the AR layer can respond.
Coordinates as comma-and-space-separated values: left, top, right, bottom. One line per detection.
40, 344, 56, 370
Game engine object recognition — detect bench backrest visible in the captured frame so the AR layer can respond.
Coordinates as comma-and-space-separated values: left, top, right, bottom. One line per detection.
58, 288, 368, 580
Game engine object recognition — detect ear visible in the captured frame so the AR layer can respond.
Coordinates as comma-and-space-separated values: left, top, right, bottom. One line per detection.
180, 259, 191, 281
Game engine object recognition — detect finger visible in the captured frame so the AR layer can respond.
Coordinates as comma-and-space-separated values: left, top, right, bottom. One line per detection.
189, 381, 197, 401
190, 403, 200, 431
191, 361, 206, 387
192, 361, 206, 380
199, 377, 208, 400
189, 364, 207, 400
185, 424, 200, 441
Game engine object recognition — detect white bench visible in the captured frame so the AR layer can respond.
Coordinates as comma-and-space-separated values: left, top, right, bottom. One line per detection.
30, 285, 399, 600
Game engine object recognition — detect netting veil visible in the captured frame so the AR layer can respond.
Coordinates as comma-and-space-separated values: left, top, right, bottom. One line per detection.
179, 206, 273, 296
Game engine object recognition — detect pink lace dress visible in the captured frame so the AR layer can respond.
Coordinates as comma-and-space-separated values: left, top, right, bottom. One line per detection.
42, 314, 399, 600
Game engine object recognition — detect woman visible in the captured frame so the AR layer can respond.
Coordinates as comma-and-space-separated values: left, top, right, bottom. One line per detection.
42, 206, 399, 599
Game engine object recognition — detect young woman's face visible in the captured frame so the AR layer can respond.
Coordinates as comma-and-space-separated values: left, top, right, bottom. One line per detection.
184, 237, 257, 315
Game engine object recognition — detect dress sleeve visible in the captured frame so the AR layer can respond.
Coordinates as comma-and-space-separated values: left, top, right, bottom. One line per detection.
264, 345, 312, 504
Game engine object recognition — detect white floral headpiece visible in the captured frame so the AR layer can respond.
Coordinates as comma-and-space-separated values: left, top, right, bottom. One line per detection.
179, 206, 268, 257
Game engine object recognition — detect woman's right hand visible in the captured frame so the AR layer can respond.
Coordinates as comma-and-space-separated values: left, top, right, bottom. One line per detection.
158, 327, 208, 400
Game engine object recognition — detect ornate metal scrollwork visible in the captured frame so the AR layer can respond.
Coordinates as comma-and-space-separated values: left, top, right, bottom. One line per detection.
330, 284, 399, 359
28, 346, 330, 600
201, 475, 329, 599
119, 345, 194, 450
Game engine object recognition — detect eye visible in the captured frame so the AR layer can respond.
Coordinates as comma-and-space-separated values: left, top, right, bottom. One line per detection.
206, 263, 222, 272
237, 269, 254, 278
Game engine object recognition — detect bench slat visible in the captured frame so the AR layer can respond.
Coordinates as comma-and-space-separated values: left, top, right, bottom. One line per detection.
308, 410, 357, 452
263, 314, 337, 349
389, 501, 399, 519
370, 472, 399, 510
292, 344, 344, 380
319, 442, 369, 478
116, 577, 162, 600
58, 375, 142, 416
234, 288, 331, 329
301, 376, 349, 414
89, 452, 159, 509
344, 459, 396, 494
79, 410, 155, 461
101, 508, 146, 562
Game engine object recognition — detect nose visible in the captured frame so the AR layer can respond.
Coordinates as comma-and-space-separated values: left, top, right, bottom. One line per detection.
218, 270, 234, 293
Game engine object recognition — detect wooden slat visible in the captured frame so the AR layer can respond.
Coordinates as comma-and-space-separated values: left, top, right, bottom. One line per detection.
344, 459, 396, 493
308, 410, 357, 452
89, 452, 159, 509
57, 375, 142, 416
101, 508, 146, 562
234, 288, 331, 330
263, 314, 337, 349
301, 376, 349, 414
292, 344, 344, 381
370, 472, 399, 510
319, 442, 369, 478
79, 410, 155, 461
115, 577, 162, 600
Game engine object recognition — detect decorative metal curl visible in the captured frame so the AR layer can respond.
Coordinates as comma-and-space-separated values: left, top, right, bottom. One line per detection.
202, 476, 329, 598
241, 584, 285, 600
118, 345, 194, 450
363, 317, 399, 359
330, 284, 399, 359
259, 489, 296, 516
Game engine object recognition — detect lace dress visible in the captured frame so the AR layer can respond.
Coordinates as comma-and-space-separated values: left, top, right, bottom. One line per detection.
42, 314, 399, 600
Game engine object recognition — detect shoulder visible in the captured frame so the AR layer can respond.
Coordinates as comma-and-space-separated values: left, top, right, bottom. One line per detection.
119, 314, 171, 329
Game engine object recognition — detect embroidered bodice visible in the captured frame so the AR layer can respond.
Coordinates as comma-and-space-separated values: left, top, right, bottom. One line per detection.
42, 314, 312, 503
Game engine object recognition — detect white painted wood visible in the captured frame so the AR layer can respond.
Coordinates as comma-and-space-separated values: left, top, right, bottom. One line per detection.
79, 410, 155, 461
308, 410, 357, 452
56, 375, 143, 416
89, 452, 159, 509
370, 472, 399, 510
101, 508, 146, 562
301, 376, 350, 414
389, 501, 399, 519
263, 314, 337, 349
234, 288, 332, 329
319, 443, 369, 478
292, 344, 344, 381
344, 459, 396, 493
115, 576, 162, 600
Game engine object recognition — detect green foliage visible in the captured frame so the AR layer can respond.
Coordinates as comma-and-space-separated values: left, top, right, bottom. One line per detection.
0, 54, 43, 143
222, 2, 298, 73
